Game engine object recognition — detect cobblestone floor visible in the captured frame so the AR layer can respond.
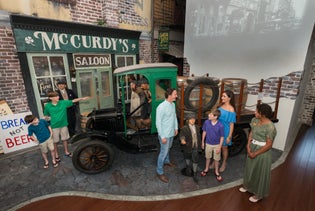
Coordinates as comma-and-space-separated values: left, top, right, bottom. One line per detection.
0, 139, 282, 211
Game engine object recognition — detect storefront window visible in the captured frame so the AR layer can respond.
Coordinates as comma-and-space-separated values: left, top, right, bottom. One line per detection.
33, 56, 49, 76
101, 71, 110, 97
115, 55, 136, 67
28, 54, 69, 115
126, 56, 134, 66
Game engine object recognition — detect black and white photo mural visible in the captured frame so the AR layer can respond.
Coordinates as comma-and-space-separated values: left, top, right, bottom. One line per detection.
185, 0, 314, 80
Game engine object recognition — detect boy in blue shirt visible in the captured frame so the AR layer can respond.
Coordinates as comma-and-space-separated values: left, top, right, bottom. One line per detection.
25, 114, 58, 169
201, 109, 224, 181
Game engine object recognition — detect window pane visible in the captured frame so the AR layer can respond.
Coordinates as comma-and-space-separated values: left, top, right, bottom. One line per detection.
117, 57, 125, 67
37, 78, 53, 97
79, 72, 94, 97
126, 56, 134, 66
156, 79, 171, 100
50, 56, 65, 76
101, 71, 110, 97
53, 77, 67, 90
32, 56, 49, 77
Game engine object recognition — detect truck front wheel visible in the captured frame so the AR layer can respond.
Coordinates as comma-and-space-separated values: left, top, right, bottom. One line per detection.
72, 140, 114, 174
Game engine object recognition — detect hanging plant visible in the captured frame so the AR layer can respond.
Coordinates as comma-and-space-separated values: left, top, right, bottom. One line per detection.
97, 19, 107, 26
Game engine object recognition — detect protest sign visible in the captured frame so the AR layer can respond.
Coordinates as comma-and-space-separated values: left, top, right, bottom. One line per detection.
0, 112, 37, 153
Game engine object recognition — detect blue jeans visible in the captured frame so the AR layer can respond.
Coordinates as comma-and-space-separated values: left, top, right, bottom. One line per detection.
156, 135, 174, 175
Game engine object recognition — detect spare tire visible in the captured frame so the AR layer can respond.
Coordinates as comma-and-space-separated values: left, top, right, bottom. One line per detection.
184, 77, 219, 112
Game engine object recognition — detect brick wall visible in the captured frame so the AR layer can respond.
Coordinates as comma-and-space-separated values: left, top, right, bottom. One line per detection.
183, 58, 190, 76
247, 71, 302, 100
0, 26, 29, 113
103, 0, 119, 27
139, 39, 153, 63
300, 58, 315, 125
70, 0, 103, 24
154, 0, 175, 26
152, 39, 160, 63
70, 0, 152, 28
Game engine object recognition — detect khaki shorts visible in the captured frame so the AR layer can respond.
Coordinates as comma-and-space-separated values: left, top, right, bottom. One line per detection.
205, 144, 221, 161
52, 127, 70, 143
39, 137, 54, 154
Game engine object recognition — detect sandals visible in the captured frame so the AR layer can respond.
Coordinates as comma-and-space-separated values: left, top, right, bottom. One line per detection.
215, 173, 223, 182
249, 195, 262, 203
53, 162, 59, 168
200, 170, 208, 177
239, 187, 247, 193
65, 152, 72, 158
44, 163, 49, 169
201, 170, 223, 182
55, 157, 61, 163
44, 162, 58, 169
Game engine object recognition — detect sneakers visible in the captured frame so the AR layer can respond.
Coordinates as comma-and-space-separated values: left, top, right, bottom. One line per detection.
239, 187, 247, 193
157, 174, 169, 183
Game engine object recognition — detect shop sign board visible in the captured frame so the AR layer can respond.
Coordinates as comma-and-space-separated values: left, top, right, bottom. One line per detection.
74, 54, 111, 69
13, 29, 139, 54
158, 28, 169, 50
0, 112, 37, 154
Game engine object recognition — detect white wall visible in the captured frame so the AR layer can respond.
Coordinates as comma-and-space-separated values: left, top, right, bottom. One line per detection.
184, 0, 315, 150
246, 95, 293, 150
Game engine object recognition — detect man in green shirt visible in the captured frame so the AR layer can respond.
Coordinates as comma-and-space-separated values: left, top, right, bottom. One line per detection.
44, 91, 89, 162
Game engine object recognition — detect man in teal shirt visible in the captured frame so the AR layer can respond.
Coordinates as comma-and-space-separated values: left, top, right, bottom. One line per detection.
44, 91, 88, 162
156, 88, 178, 183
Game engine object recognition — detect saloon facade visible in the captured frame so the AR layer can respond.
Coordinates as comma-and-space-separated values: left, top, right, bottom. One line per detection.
11, 14, 141, 117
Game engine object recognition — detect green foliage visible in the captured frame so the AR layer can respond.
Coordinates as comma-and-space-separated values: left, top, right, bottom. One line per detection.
96, 19, 107, 26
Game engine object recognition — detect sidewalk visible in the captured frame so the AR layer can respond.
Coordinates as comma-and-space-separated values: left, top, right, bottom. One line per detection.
0, 140, 282, 211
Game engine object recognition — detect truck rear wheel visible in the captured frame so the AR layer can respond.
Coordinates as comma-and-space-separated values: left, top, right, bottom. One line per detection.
229, 127, 247, 156
72, 139, 114, 174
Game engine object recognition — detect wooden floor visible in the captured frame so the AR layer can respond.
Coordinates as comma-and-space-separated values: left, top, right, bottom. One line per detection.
17, 122, 315, 211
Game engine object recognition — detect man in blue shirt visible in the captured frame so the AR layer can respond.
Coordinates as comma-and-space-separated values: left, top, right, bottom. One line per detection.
156, 88, 178, 183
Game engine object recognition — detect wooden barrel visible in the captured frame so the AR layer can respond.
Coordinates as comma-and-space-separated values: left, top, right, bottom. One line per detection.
222, 78, 248, 111
177, 76, 189, 87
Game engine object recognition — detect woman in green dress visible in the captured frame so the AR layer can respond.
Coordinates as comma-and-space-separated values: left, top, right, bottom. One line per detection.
239, 103, 277, 202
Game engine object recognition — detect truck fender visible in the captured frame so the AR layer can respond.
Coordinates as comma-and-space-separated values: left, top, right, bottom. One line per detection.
69, 131, 108, 144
